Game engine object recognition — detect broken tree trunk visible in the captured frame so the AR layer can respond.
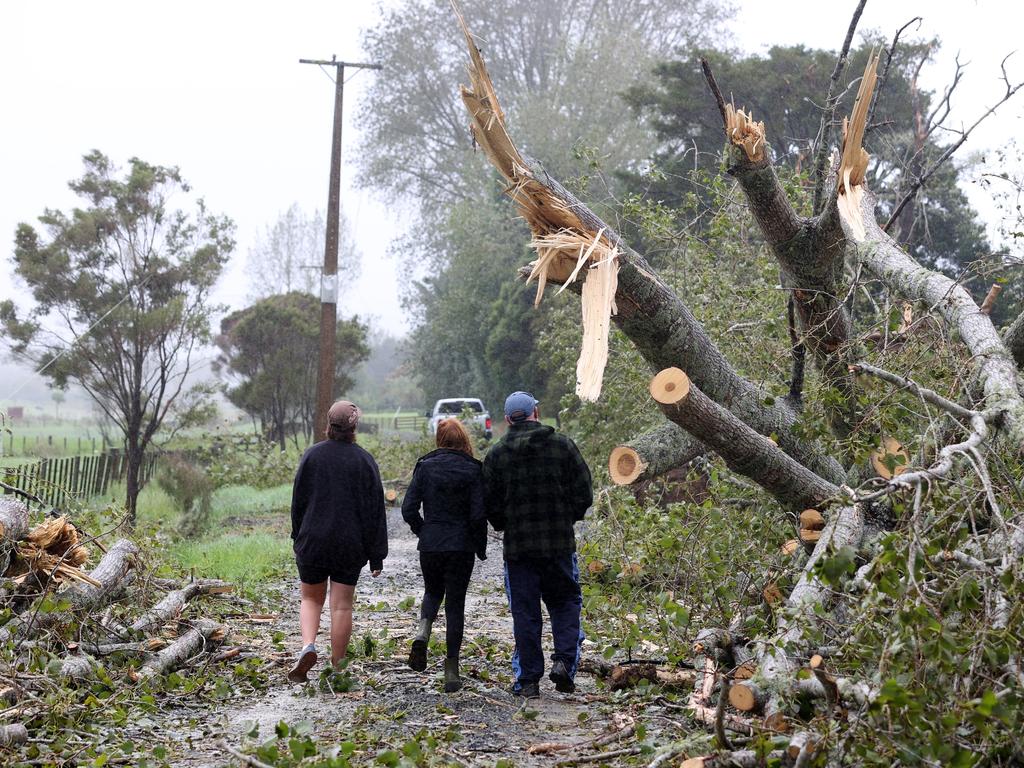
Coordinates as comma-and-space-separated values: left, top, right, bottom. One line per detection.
456, 13, 845, 487
137, 619, 226, 680
0, 538, 138, 643
702, 57, 862, 440
0, 498, 29, 574
650, 367, 837, 510
608, 422, 704, 485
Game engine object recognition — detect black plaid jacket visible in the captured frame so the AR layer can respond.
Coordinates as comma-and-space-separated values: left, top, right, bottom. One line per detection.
482, 421, 593, 560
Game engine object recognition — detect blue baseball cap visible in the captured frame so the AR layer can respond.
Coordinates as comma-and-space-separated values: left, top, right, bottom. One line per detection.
504, 391, 539, 422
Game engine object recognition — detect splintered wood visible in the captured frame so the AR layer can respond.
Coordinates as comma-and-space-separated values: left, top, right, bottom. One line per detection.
454, 3, 619, 400
4, 516, 97, 587
725, 104, 766, 163
837, 51, 880, 242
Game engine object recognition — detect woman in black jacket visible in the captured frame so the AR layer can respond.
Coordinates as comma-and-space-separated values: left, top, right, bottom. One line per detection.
401, 418, 486, 692
287, 400, 387, 683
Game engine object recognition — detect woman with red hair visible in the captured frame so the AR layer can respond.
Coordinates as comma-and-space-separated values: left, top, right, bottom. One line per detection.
401, 418, 487, 692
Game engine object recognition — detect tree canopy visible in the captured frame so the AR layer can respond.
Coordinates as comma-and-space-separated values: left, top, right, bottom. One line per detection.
1, 150, 233, 521
215, 291, 369, 448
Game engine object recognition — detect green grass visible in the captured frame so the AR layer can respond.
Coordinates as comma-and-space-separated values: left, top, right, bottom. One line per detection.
169, 532, 292, 585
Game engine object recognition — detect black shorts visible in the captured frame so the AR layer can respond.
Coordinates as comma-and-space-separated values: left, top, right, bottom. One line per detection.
297, 562, 361, 586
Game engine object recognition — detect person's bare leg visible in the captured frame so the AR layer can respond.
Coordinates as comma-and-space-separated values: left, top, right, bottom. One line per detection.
288, 580, 327, 682
329, 581, 355, 667
299, 580, 328, 646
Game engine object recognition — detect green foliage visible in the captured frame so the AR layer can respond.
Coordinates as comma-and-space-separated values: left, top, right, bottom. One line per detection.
622, 40, 990, 281
155, 456, 213, 538
216, 292, 369, 449
2, 150, 234, 518
192, 435, 299, 489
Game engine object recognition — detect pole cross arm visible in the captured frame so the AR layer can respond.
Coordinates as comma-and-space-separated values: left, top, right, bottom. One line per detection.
298, 58, 382, 70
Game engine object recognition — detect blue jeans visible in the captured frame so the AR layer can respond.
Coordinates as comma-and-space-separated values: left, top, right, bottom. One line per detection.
503, 553, 584, 689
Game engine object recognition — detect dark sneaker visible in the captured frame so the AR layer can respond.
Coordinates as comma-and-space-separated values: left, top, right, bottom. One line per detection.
511, 681, 540, 699
408, 638, 428, 672
287, 644, 317, 683
549, 660, 575, 693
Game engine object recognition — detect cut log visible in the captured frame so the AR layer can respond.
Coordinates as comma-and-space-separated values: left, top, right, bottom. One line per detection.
799, 529, 822, 545
728, 680, 767, 712
130, 579, 229, 633
384, 489, 399, 504
787, 732, 818, 761
733, 660, 757, 680
608, 663, 695, 691
609, 422, 705, 485
0, 497, 30, 574
870, 436, 910, 479
650, 368, 838, 510
0, 723, 28, 746
137, 619, 226, 680
799, 509, 825, 530
781, 539, 800, 556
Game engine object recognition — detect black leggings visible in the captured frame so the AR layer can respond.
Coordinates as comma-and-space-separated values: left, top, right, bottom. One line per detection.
419, 551, 475, 660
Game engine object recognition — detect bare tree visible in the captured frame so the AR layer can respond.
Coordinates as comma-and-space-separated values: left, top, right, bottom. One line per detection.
245, 203, 359, 300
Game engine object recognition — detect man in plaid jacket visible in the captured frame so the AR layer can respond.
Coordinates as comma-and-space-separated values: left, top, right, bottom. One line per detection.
483, 391, 593, 698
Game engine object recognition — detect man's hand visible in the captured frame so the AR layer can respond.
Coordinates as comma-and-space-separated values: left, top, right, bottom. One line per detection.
371, 570, 382, 578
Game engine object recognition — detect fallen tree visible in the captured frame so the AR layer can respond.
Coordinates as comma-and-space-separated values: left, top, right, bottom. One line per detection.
452, 2, 1024, 762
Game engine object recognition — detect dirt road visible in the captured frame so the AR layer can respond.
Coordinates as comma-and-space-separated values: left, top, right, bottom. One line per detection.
165, 509, 623, 767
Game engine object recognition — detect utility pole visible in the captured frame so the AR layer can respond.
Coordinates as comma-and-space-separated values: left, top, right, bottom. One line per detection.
299, 55, 381, 440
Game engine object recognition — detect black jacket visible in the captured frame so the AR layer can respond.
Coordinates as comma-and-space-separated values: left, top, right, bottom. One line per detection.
401, 448, 487, 559
290, 440, 388, 572
482, 421, 592, 560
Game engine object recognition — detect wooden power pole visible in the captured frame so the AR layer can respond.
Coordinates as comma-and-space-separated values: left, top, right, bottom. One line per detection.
299, 55, 381, 440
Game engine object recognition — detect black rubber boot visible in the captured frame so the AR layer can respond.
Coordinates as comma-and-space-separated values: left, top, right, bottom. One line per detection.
549, 660, 575, 693
443, 657, 462, 693
408, 618, 432, 672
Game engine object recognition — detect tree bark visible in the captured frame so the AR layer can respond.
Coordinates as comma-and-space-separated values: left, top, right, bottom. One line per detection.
129, 580, 228, 634
650, 368, 837, 510
851, 189, 1024, 444
608, 422, 704, 485
137, 619, 226, 680
1005, 309, 1024, 371
0, 539, 138, 643
0, 498, 30, 574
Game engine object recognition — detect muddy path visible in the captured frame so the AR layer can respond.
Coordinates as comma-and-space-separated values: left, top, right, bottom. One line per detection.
157, 509, 635, 767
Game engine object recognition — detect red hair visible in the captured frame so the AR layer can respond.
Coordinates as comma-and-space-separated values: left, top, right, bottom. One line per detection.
436, 418, 474, 457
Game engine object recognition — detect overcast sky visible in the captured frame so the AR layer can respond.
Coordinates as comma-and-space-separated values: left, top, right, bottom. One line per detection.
1, 0, 1021, 353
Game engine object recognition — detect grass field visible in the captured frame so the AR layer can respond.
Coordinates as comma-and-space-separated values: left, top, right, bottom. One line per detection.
103, 480, 296, 587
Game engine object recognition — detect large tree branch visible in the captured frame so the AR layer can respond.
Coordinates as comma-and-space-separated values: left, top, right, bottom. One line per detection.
850, 189, 1024, 443
650, 368, 838, 510
458, 16, 847, 485
609, 421, 705, 485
